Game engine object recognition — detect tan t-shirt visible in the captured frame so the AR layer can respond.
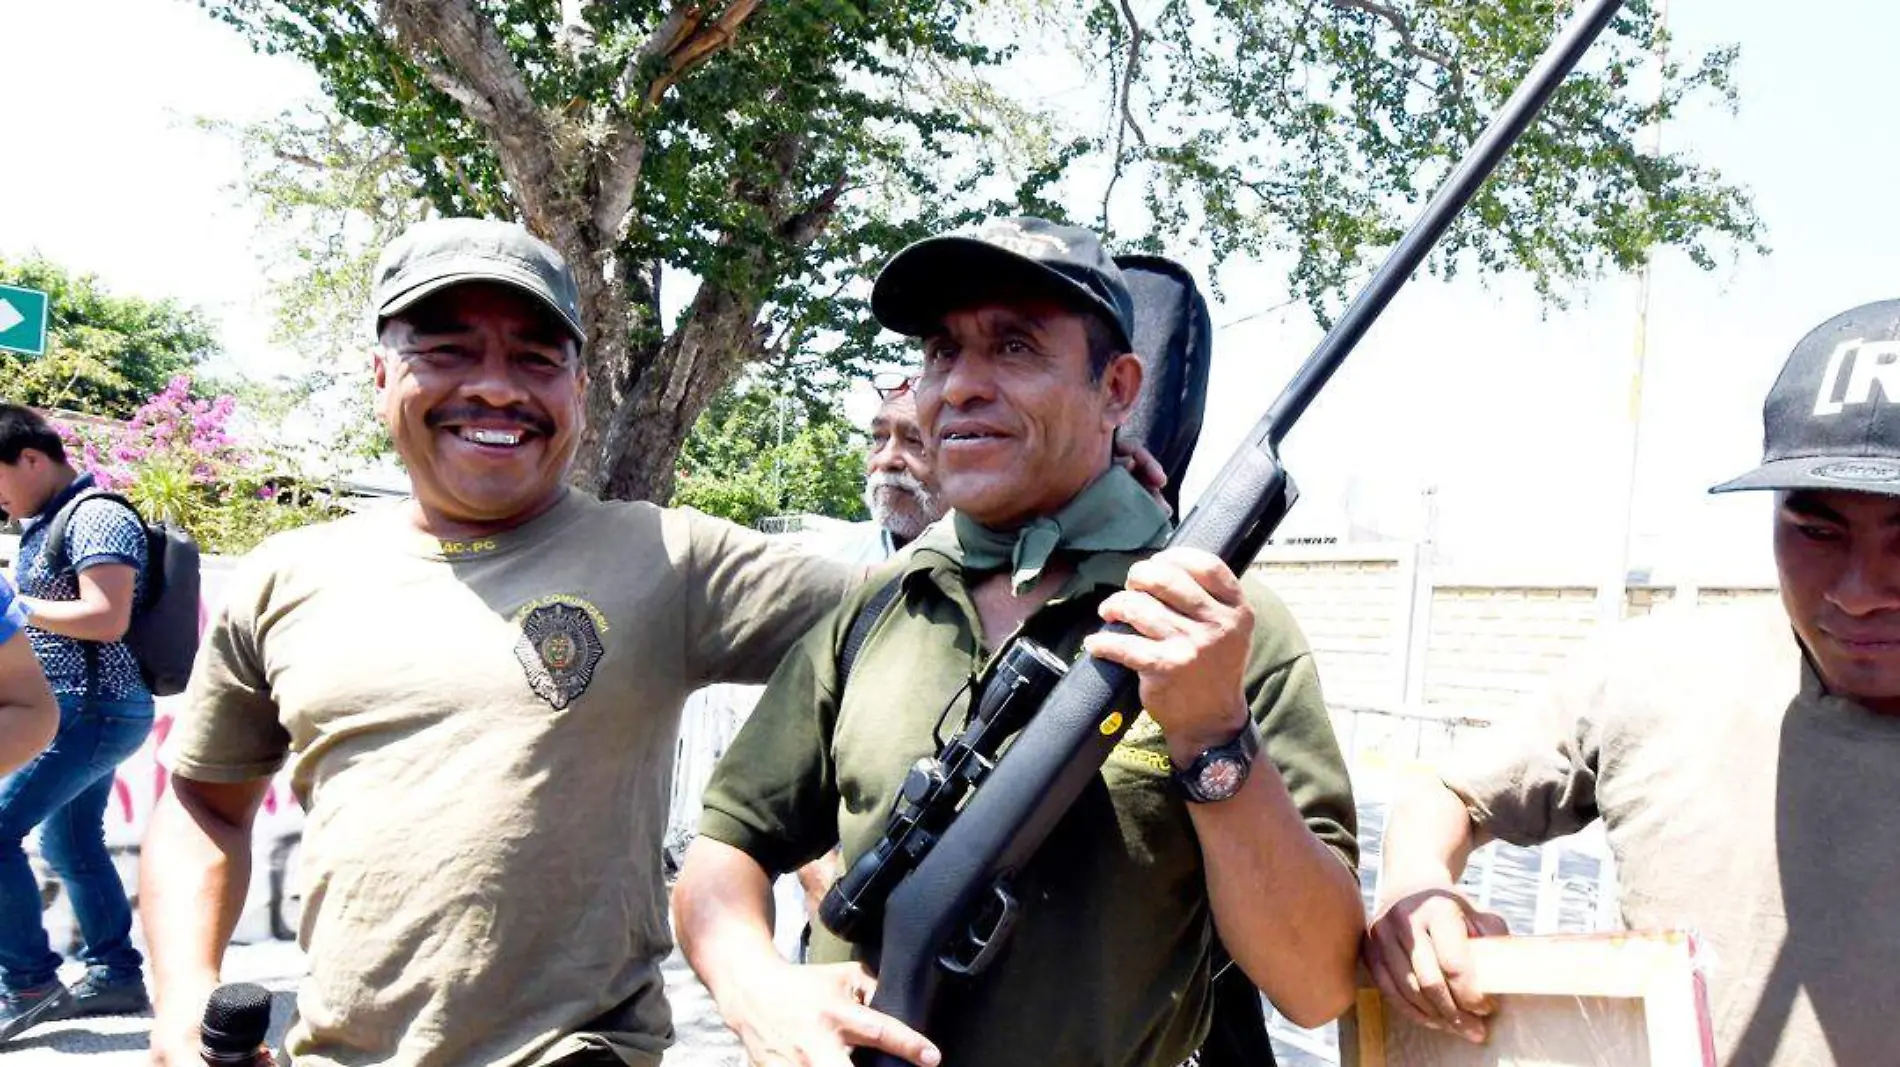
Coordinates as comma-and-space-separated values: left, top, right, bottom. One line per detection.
1441, 599, 1900, 1066
165, 491, 853, 1067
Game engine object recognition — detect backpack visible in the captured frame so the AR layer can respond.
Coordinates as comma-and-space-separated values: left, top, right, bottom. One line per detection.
44, 490, 202, 697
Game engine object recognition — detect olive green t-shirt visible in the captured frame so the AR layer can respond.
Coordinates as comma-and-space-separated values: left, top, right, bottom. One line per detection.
165, 491, 853, 1067
1441, 600, 1900, 1066
699, 524, 1358, 1067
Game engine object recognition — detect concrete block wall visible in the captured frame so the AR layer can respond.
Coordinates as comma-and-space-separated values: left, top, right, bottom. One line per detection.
1421, 585, 1601, 714
1624, 586, 1677, 617
1254, 547, 1411, 709
1700, 586, 1780, 608
1248, 545, 1778, 724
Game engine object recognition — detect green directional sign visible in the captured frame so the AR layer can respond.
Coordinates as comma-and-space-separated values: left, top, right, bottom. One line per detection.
0, 284, 49, 356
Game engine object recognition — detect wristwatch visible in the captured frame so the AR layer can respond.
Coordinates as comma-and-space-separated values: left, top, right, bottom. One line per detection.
1173, 718, 1262, 803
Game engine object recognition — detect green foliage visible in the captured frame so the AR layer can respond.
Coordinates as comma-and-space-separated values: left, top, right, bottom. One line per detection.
1082, 0, 1764, 314
194, 0, 1764, 498
0, 255, 219, 419
201, 106, 434, 366
673, 381, 870, 528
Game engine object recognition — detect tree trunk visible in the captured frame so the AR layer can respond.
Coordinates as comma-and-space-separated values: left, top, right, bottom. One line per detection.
590, 280, 767, 502
566, 247, 641, 496
378, 0, 779, 505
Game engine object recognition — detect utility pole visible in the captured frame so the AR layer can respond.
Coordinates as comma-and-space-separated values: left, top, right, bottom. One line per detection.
1599, 0, 1671, 628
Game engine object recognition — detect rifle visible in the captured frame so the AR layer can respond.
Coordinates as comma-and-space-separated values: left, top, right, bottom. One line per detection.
851, 1, 1629, 1061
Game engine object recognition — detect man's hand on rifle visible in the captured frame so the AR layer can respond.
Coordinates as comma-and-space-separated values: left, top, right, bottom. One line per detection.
1087, 547, 1367, 1027
1085, 548, 1253, 757
719, 959, 942, 1067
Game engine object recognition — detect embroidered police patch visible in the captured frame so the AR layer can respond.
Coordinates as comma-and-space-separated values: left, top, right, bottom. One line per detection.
514, 602, 605, 710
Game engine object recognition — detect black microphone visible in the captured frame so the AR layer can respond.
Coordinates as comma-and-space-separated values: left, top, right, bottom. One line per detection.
200, 983, 272, 1067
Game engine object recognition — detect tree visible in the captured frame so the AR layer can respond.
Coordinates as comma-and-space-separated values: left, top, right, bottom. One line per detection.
199, 0, 1762, 504
197, 105, 435, 465
204, 104, 436, 368
1, 255, 219, 420
672, 380, 870, 527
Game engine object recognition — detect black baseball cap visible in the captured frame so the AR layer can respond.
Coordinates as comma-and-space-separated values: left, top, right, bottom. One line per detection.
1713, 298, 1900, 496
372, 218, 587, 346
871, 217, 1136, 351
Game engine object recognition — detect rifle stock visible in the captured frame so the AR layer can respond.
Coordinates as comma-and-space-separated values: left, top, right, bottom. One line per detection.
857, 1, 1627, 1060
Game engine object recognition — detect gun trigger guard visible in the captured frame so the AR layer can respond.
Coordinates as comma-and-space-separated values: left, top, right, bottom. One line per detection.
938, 882, 1022, 977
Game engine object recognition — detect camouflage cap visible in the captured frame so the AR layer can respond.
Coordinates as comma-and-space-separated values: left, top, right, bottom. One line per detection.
871, 217, 1135, 352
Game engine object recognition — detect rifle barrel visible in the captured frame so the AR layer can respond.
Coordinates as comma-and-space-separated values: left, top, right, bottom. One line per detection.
1258, 0, 1628, 448
858, 1, 1630, 1059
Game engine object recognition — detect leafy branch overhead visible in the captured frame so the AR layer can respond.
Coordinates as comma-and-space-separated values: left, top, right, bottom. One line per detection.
200, 0, 1761, 503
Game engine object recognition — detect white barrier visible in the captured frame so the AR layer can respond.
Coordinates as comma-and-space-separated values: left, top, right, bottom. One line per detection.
31, 702, 307, 952
8, 547, 309, 952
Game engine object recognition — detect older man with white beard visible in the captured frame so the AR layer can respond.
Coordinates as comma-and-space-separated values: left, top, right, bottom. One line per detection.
861, 382, 943, 548
773, 379, 948, 955
800, 377, 944, 566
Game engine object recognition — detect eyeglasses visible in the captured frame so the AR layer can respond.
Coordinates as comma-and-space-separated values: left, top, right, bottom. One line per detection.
873, 371, 917, 401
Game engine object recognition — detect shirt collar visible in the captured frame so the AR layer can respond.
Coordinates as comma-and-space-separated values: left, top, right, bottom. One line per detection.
24, 472, 96, 529
903, 510, 1163, 605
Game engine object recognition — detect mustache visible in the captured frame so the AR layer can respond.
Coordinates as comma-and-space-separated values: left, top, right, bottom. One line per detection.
866, 469, 934, 501
424, 405, 556, 437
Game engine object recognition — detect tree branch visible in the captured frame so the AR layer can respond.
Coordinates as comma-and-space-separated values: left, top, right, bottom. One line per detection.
780, 176, 848, 248
1328, 0, 1464, 95
560, 0, 595, 55
1114, 0, 1150, 151
272, 149, 327, 170
1102, 0, 1148, 229
642, 0, 763, 107
593, 1, 764, 244
378, 0, 575, 242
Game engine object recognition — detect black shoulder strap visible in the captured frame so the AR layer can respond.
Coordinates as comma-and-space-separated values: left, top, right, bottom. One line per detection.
44, 490, 142, 571
837, 576, 902, 690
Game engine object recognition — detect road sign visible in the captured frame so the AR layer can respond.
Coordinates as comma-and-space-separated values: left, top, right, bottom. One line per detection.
0, 284, 50, 356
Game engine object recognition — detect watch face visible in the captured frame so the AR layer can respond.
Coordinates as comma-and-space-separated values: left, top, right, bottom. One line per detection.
1195, 757, 1246, 800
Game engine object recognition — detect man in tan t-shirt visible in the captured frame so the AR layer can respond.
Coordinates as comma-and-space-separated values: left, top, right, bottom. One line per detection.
137, 219, 855, 1067
1366, 298, 1900, 1065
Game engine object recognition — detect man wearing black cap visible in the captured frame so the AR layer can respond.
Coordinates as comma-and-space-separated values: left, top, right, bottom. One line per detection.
139, 218, 857, 1067
1365, 300, 1900, 1065
673, 217, 1363, 1067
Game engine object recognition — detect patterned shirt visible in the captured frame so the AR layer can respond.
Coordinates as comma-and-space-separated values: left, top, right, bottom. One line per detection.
14, 474, 151, 701
0, 573, 25, 644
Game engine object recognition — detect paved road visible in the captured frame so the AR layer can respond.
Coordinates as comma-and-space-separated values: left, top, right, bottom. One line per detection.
10, 942, 1337, 1066
8, 942, 748, 1067
10, 800, 1609, 1066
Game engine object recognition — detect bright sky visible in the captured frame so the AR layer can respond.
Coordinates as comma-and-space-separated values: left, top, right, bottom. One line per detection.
3, 0, 1892, 586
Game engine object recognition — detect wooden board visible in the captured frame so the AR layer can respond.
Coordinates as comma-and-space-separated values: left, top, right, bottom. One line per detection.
1341, 933, 1715, 1067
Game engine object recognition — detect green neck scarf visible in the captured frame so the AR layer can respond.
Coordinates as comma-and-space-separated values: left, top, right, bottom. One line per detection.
953, 466, 1172, 594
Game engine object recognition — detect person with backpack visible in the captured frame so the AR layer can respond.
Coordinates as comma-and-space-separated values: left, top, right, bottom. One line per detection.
0, 402, 159, 1043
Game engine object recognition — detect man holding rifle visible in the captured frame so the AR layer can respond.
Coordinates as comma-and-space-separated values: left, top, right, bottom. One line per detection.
674, 217, 1364, 1067
1366, 300, 1900, 1065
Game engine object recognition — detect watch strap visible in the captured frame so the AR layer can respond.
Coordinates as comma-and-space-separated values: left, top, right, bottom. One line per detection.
1174, 717, 1262, 803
